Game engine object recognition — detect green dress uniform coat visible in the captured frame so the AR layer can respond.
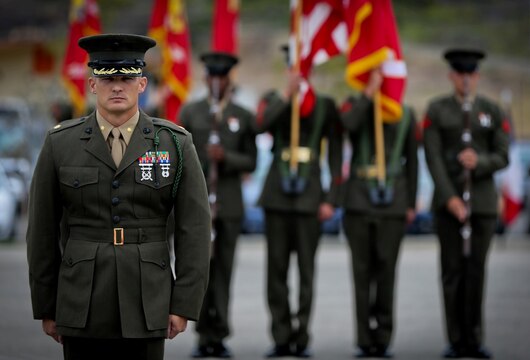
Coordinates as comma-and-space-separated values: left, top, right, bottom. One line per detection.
179, 98, 257, 346
423, 94, 509, 351
340, 95, 418, 351
256, 91, 342, 350
27, 111, 211, 339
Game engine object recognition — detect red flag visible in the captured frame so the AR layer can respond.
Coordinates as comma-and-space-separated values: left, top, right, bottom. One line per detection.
290, 0, 346, 117
62, 0, 101, 117
149, 0, 191, 123
212, 0, 239, 54
33, 44, 55, 75
500, 144, 524, 226
344, 0, 406, 122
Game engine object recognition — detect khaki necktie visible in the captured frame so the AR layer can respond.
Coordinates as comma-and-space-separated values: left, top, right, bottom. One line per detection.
110, 127, 124, 166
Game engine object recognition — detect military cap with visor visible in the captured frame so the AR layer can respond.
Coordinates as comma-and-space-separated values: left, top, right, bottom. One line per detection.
200, 52, 239, 76
443, 48, 486, 73
78, 33, 156, 77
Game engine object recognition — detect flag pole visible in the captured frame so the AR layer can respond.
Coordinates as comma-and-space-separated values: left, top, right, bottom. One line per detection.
289, 0, 302, 176
374, 89, 386, 187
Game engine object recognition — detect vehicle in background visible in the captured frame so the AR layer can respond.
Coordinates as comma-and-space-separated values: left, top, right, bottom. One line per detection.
0, 97, 31, 160
0, 97, 51, 241
0, 96, 51, 164
406, 147, 434, 235
0, 157, 31, 215
0, 161, 19, 241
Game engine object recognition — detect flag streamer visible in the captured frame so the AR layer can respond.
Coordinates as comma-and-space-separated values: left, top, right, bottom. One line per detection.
212, 0, 240, 55
61, 0, 101, 117
344, 0, 406, 123
149, 0, 191, 123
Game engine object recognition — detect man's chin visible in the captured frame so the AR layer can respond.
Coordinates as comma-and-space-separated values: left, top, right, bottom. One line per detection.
106, 103, 130, 112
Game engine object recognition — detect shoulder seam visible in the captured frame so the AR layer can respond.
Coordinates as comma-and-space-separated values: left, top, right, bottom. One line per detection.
49, 117, 86, 134
152, 118, 188, 135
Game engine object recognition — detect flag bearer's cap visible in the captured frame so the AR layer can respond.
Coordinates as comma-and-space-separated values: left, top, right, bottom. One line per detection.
78, 33, 156, 77
200, 52, 239, 76
443, 48, 486, 73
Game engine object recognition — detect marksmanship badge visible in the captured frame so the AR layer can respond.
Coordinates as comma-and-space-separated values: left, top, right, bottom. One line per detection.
138, 151, 171, 181
139, 153, 155, 181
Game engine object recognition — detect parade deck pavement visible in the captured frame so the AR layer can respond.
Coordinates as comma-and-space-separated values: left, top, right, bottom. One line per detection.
1, 231, 529, 360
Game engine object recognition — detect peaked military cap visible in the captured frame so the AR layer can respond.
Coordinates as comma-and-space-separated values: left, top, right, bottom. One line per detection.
200, 52, 239, 76
443, 48, 486, 73
78, 33, 156, 77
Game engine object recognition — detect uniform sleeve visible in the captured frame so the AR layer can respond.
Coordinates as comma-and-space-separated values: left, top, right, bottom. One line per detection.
340, 94, 373, 132
473, 106, 510, 178
405, 108, 419, 209
423, 104, 459, 209
26, 133, 63, 320
170, 134, 211, 321
178, 104, 190, 129
255, 91, 289, 133
222, 110, 258, 174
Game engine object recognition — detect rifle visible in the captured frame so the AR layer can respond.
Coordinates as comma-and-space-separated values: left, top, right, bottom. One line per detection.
208, 77, 223, 246
460, 75, 473, 257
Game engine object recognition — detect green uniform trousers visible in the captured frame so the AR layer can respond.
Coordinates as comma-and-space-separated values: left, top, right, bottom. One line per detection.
196, 218, 241, 345
435, 211, 496, 349
264, 210, 320, 348
62, 337, 164, 360
343, 212, 405, 349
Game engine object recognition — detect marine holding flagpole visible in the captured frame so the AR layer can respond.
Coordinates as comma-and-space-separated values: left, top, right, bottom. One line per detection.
255, 36, 343, 360
340, 67, 418, 358
340, 1, 414, 357
423, 49, 510, 359
26, 33, 211, 360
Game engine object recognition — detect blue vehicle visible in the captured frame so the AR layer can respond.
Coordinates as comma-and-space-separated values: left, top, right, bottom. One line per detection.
0, 161, 19, 241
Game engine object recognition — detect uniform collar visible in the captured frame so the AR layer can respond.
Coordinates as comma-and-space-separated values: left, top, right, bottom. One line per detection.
96, 111, 140, 145
454, 93, 476, 104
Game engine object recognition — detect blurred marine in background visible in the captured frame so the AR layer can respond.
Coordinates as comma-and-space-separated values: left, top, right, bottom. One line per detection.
255, 46, 343, 358
423, 48, 510, 359
179, 51, 257, 358
340, 68, 418, 358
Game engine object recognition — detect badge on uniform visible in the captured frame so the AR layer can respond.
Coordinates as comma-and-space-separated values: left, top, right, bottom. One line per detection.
228, 117, 240, 132
478, 112, 492, 128
138, 151, 171, 181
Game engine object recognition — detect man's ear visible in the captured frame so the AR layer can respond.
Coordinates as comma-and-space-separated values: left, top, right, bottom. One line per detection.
138, 77, 148, 94
88, 77, 96, 94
